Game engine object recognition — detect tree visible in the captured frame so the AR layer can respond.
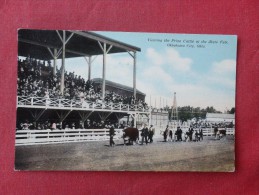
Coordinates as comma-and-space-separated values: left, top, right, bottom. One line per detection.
176, 105, 222, 122
229, 107, 235, 114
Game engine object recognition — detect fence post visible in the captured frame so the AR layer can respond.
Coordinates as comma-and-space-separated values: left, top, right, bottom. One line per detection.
27, 131, 30, 140
64, 130, 66, 142
31, 97, 33, 105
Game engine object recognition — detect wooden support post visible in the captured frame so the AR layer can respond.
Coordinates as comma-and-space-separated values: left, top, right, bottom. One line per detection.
133, 52, 137, 99
53, 48, 57, 76
60, 30, 66, 95
102, 43, 106, 100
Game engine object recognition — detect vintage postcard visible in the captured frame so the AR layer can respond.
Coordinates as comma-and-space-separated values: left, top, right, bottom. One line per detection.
15, 29, 236, 171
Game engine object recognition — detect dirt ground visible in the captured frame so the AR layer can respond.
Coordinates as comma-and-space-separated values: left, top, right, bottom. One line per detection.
15, 136, 234, 172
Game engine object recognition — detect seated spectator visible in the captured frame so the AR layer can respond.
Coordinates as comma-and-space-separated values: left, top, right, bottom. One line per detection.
17, 57, 148, 108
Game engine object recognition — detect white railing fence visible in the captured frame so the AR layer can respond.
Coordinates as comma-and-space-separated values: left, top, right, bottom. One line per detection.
15, 129, 124, 146
16, 127, 234, 146
194, 128, 235, 136
17, 96, 150, 112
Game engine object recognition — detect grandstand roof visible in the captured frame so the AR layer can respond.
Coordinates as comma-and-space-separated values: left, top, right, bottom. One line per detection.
206, 113, 235, 119
92, 78, 145, 96
18, 29, 141, 60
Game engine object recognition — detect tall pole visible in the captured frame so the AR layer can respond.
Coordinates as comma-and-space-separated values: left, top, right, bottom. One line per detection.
133, 52, 137, 99
134, 114, 137, 128
60, 30, 66, 95
97, 42, 112, 101
53, 48, 57, 76
85, 56, 97, 81
102, 43, 106, 100
172, 92, 178, 122
88, 56, 92, 81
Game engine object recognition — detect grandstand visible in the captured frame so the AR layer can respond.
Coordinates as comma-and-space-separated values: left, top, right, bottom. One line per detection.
16, 29, 152, 145
16, 57, 149, 129
18, 29, 141, 98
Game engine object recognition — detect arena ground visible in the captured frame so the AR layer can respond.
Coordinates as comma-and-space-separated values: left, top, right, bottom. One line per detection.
15, 136, 234, 172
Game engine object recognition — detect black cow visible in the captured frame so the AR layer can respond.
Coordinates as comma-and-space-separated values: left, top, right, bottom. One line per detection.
122, 127, 139, 145
219, 129, 226, 135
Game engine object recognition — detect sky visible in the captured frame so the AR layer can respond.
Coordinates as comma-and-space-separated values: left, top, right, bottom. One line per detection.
58, 31, 237, 112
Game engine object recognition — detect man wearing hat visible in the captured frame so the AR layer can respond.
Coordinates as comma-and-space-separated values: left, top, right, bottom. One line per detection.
148, 125, 155, 143
141, 124, 149, 145
109, 125, 115, 147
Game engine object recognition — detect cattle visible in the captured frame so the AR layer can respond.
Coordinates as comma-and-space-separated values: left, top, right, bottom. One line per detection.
218, 129, 226, 139
219, 129, 226, 135
215, 128, 227, 139
122, 127, 139, 145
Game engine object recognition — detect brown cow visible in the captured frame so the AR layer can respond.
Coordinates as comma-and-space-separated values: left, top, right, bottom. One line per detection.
122, 127, 139, 145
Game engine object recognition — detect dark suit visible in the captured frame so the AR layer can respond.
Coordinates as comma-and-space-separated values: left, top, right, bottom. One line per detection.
109, 127, 115, 146
141, 127, 149, 144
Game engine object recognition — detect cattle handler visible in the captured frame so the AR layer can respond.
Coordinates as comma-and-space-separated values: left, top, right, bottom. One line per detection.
109, 125, 115, 147
141, 124, 149, 145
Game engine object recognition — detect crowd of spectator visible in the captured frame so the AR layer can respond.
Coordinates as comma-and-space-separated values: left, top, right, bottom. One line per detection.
18, 57, 98, 100
17, 57, 147, 108
191, 121, 234, 128
104, 91, 148, 108
17, 57, 150, 131
17, 119, 128, 131
18, 58, 53, 97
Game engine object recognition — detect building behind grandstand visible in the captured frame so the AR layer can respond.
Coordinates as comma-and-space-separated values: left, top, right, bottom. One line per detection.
92, 78, 145, 101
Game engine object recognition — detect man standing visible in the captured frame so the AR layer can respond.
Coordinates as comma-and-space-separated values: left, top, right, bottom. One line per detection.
164, 125, 169, 142
214, 126, 218, 140
141, 124, 149, 145
148, 125, 154, 143
189, 128, 194, 141
109, 125, 115, 147
199, 129, 203, 141
176, 127, 182, 141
